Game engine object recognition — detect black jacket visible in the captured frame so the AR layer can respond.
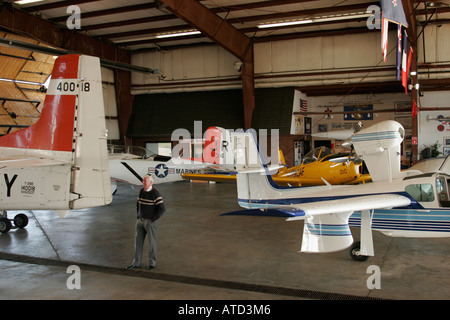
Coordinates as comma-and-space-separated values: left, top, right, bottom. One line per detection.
136, 187, 166, 221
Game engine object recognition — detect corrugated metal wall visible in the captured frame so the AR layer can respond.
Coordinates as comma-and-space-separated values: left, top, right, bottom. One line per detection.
126, 87, 295, 138
127, 89, 245, 137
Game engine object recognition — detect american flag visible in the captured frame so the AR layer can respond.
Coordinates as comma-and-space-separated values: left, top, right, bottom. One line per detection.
300, 99, 308, 112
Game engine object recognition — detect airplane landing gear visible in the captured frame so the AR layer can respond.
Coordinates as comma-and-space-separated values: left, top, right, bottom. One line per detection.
349, 241, 369, 261
0, 211, 29, 234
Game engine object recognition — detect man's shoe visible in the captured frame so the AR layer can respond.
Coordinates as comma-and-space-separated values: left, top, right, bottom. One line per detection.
148, 265, 155, 270
126, 265, 139, 270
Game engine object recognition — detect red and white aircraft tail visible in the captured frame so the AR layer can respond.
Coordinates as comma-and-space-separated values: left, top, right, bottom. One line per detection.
0, 54, 111, 214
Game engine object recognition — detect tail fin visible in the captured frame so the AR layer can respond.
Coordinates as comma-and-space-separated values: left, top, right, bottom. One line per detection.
351, 120, 404, 182
203, 126, 224, 164
203, 127, 289, 208
0, 54, 111, 209
203, 126, 234, 169
69, 55, 111, 208
278, 149, 286, 166
0, 54, 79, 151
232, 130, 285, 209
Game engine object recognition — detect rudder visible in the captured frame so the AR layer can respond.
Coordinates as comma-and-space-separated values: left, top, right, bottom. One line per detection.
69, 55, 111, 208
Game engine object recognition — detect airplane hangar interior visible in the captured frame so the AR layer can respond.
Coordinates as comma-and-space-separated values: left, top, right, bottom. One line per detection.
0, 0, 449, 303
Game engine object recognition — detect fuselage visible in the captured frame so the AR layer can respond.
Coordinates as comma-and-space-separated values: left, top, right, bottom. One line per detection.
109, 153, 209, 185
238, 171, 450, 238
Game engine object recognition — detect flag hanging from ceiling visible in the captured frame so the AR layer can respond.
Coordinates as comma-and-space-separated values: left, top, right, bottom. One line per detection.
412, 99, 417, 118
401, 29, 408, 93
396, 24, 402, 80
379, 0, 408, 63
406, 46, 413, 79
379, 0, 408, 27
381, 14, 389, 62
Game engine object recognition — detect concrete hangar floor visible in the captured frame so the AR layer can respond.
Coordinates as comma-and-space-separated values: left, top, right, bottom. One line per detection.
0, 181, 449, 300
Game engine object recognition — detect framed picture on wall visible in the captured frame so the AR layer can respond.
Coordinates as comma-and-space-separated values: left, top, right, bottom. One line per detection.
444, 147, 450, 156
444, 137, 450, 147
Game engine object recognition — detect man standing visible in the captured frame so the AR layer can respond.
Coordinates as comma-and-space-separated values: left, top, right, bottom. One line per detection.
127, 174, 166, 270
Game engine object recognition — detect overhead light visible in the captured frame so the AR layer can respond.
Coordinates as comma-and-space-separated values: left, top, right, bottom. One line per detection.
258, 19, 313, 29
113, 36, 156, 44
112, 30, 201, 44
14, 0, 44, 5
155, 30, 201, 39
258, 12, 371, 29
314, 12, 371, 23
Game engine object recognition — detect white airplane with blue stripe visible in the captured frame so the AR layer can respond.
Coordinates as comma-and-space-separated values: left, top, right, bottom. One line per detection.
215, 120, 450, 261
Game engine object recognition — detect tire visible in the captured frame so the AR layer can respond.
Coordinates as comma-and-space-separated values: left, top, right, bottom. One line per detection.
0, 218, 12, 234
349, 241, 369, 262
14, 214, 29, 228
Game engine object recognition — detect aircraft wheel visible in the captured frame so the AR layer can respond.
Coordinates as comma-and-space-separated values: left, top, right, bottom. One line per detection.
0, 218, 12, 234
13, 214, 28, 229
349, 241, 369, 262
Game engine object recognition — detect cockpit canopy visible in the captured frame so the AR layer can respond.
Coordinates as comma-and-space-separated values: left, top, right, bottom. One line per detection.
302, 147, 332, 165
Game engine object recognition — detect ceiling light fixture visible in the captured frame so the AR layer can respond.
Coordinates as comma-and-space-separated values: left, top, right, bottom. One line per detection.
14, 0, 44, 5
314, 12, 371, 23
155, 30, 201, 39
258, 11, 372, 29
258, 19, 313, 29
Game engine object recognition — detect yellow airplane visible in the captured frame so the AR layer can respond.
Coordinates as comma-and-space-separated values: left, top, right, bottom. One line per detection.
275, 146, 371, 186
182, 147, 371, 186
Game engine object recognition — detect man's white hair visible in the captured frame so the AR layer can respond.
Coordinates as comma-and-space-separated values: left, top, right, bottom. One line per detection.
144, 174, 154, 182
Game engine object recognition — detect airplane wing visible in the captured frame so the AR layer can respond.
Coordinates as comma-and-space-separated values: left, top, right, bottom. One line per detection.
283, 194, 411, 220
182, 172, 236, 183
182, 173, 303, 186
223, 194, 411, 219
284, 194, 411, 254
223, 193, 411, 254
